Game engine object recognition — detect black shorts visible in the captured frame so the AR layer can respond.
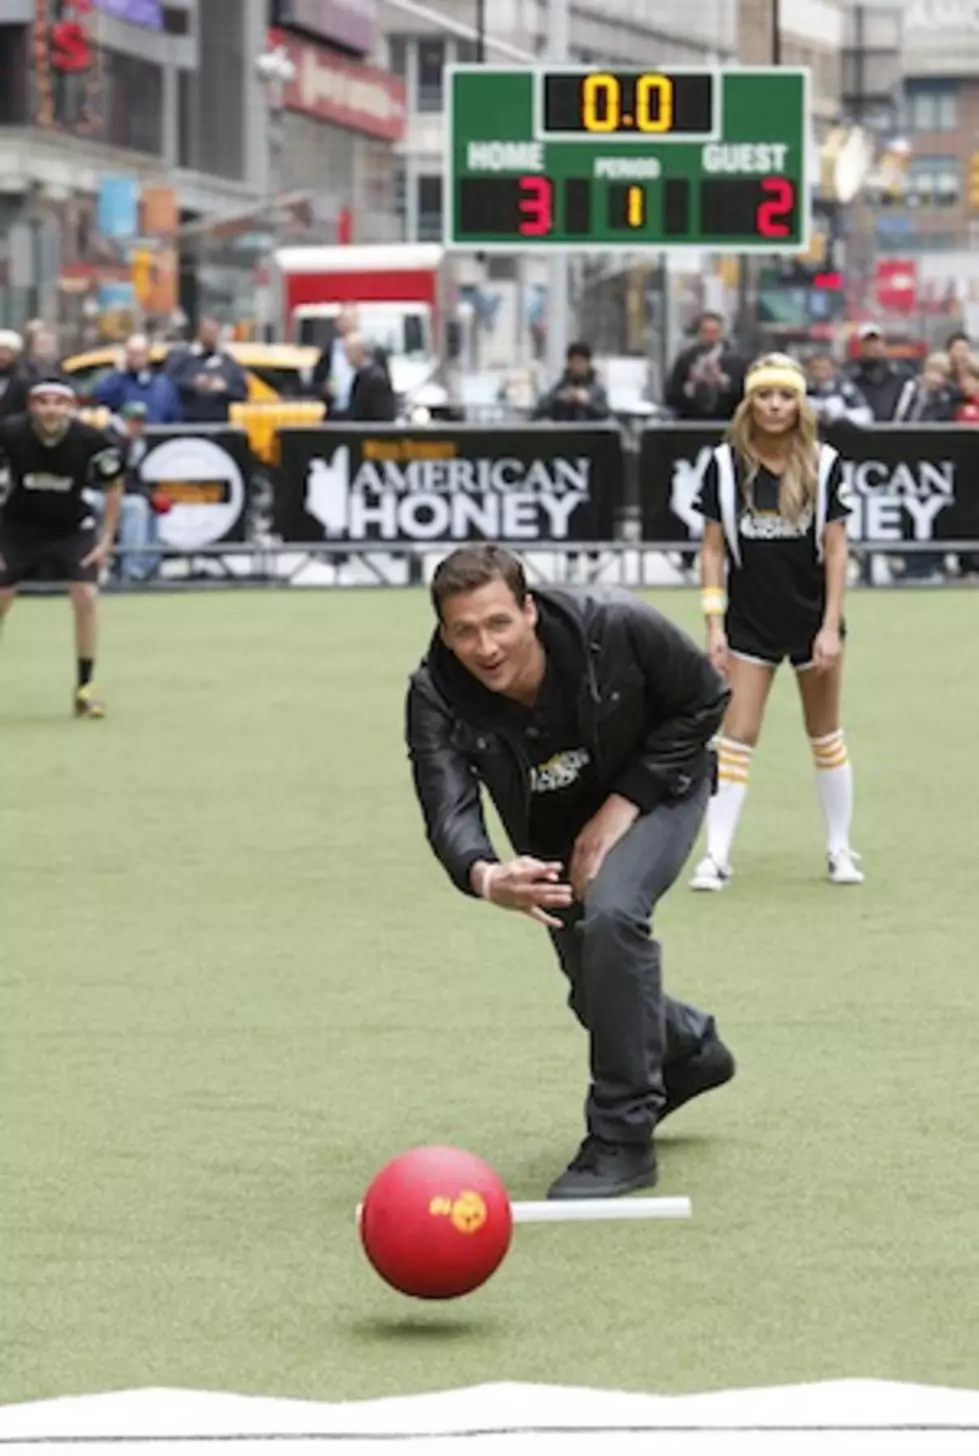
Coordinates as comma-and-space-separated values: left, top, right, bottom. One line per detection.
726, 610, 847, 671
0, 522, 99, 588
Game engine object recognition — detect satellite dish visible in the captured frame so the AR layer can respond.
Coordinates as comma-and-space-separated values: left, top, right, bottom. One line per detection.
833, 128, 874, 203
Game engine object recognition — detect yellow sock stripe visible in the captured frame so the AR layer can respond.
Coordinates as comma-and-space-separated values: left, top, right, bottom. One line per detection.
811, 731, 848, 770
718, 767, 750, 786
717, 737, 753, 761
815, 748, 849, 770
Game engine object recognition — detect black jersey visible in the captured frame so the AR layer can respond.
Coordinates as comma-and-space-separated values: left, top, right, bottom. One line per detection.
694, 442, 852, 645
0, 415, 123, 533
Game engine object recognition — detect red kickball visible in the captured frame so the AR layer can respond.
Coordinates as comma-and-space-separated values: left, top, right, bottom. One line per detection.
358, 1145, 513, 1300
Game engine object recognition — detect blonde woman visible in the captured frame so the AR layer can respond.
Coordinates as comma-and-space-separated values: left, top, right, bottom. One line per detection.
688, 354, 863, 890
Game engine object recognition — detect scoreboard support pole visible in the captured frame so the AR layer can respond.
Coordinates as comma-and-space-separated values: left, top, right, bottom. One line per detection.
545, 0, 571, 387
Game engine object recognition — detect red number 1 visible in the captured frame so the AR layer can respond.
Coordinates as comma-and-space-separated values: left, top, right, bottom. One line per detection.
756, 177, 795, 238
518, 175, 553, 236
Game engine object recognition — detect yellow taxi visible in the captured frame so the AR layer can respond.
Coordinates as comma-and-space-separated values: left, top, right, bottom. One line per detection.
62, 342, 326, 464
61, 341, 322, 403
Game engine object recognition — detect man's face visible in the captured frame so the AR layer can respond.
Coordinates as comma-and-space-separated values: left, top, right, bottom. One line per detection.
439, 578, 539, 696
861, 333, 885, 360
337, 307, 358, 336
0, 347, 15, 372
125, 339, 150, 372
30, 393, 73, 441
567, 351, 590, 381
698, 316, 722, 347
198, 318, 221, 350
808, 355, 834, 387
33, 329, 57, 361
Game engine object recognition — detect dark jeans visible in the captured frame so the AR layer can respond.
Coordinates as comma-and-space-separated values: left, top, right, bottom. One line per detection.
548, 773, 715, 1145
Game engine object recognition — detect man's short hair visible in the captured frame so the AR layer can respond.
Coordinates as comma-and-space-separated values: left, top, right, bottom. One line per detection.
566, 340, 592, 361
430, 544, 528, 621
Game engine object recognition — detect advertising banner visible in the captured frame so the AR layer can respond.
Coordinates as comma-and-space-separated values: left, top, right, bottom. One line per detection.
639, 424, 979, 545
137, 428, 254, 549
273, 426, 624, 545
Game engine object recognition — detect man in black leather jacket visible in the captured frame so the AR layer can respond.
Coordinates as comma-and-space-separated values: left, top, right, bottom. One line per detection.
405, 544, 736, 1200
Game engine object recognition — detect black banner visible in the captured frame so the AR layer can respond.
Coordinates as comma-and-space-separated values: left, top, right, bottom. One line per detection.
136, 426, 253, 549
639, 423, 979, 545
273, 425, 623, 544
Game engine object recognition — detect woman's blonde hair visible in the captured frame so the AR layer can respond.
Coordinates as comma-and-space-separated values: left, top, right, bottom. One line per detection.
728, 352, 818, 523
924, 351, 951, 376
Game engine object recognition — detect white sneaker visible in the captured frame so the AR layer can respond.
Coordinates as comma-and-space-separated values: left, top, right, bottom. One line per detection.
828, 847, 864, 885
689, 854, 731, 892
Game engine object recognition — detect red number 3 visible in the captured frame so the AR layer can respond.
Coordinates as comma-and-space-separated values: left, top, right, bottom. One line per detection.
518, 176, 553, 237
756, 177, 794, 238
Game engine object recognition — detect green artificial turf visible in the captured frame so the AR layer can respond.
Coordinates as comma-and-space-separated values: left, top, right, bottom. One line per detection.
1, 587, 977, 1406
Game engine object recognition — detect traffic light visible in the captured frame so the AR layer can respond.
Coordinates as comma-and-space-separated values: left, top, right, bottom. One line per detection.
968, 154, 979, 211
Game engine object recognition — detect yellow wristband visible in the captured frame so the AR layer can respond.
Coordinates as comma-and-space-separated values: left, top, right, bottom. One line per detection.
701, 588, 727, 618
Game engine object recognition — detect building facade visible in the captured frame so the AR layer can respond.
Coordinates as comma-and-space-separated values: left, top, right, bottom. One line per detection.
0, 0, 403, 343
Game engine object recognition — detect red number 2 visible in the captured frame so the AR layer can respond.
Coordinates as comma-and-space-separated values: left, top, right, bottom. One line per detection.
756, 177, 795, 238
518, 176, 553, 237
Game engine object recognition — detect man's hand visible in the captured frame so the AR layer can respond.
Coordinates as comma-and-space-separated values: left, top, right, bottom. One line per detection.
80, 535, 113, 569
472, 857, 574, 929
568, 794, 640, 901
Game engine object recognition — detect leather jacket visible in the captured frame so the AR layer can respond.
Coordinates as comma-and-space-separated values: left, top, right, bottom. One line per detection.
405, 585, 730, 896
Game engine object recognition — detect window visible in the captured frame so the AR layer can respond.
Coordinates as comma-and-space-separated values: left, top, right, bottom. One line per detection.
416, 174, 442, 241
104, 50, 163, 154
905, 85, 957, 132
417, 38, 445, 112
387, 35, 408, 78
907, 155, 960, 206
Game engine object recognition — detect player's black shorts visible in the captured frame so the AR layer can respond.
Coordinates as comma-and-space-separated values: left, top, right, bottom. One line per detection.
0, 521, 99, 587
726, 608, 847, 671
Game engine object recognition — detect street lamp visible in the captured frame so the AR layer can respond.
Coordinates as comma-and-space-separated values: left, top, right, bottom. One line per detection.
255, 44, 297, 340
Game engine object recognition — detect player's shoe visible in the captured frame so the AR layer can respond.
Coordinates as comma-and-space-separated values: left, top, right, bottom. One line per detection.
689, 854, 731, 892
73, 684, 106, 719
660, 1033, 736, 1124
828, 847, 864, 885
546, 1136, 658, 1201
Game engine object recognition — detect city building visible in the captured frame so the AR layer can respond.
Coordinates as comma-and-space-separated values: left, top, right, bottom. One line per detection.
0, 0, 403, 342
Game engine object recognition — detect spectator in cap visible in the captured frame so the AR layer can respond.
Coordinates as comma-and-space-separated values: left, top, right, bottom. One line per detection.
843, 326, 912, 421
92, 399, 162, 583
0, 331, 35, 420
94, 333, 181, 424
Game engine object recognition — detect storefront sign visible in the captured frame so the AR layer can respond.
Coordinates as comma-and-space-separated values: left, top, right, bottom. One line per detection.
34, 0, 103, 131
273, 426, 623, 544
94, 0, 163, 28
268, 27, 405, 142
273, 0, 377, 57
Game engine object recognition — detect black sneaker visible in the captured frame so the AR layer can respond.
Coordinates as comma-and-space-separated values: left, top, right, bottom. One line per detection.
660, 1034, 735, 1124
546, 1136, 658, 1201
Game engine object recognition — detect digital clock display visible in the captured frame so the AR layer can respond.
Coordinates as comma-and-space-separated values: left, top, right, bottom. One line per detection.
542, 70, 715, 138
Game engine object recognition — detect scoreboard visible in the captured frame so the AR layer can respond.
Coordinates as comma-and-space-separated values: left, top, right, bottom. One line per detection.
445, 66, 810, 252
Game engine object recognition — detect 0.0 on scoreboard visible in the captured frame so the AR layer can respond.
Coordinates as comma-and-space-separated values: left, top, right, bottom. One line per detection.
445, 65, 810, 252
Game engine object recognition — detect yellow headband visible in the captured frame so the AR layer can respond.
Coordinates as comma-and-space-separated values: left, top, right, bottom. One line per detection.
745, 365, 806, 396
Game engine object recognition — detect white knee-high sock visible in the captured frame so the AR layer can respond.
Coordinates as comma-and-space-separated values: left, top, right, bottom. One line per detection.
706, 737, 753, 869
811, 730, 854, 855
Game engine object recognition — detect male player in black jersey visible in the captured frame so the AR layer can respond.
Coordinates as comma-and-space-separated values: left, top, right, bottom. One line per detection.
0, 379, 123, 717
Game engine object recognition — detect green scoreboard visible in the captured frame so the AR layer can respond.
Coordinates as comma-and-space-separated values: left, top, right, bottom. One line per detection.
445, 66, 810, 252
